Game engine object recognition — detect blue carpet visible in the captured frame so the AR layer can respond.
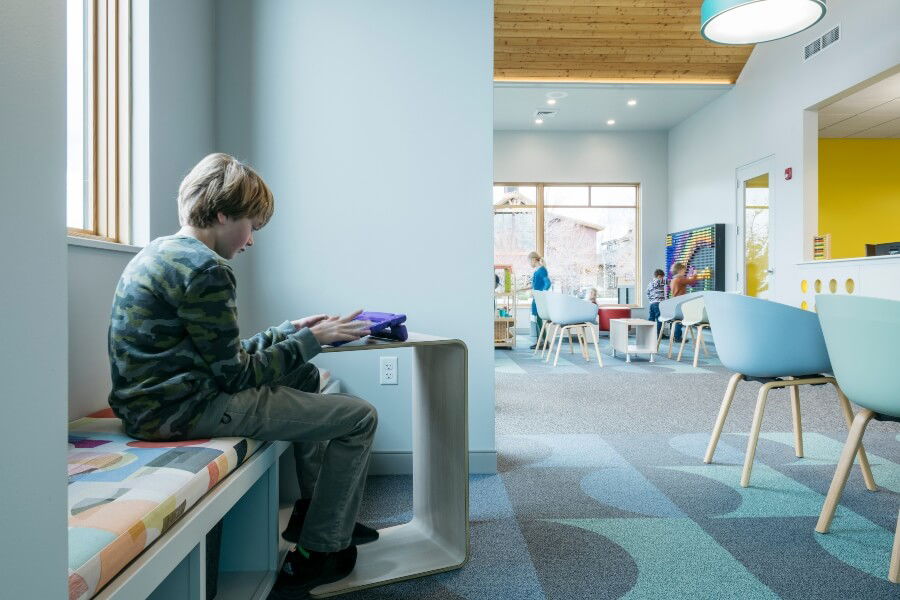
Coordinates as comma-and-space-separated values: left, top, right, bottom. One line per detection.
351, 432, 899, 599
340, 332, 899, 599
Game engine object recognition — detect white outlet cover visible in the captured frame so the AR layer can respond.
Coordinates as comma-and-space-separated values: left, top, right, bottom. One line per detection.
379, 356, 398, 385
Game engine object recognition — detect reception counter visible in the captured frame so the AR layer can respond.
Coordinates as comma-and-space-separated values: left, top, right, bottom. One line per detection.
796, 254, 900, 309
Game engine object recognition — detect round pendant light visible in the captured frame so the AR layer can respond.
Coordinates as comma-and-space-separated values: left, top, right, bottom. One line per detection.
701, 0, 827, 45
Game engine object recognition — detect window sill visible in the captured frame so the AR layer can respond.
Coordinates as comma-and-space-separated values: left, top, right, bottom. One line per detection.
67, 235, 142, 254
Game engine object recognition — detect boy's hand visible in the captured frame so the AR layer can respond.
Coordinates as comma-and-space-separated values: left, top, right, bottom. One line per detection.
291, 314, 329, 331
309, 309, 372, 345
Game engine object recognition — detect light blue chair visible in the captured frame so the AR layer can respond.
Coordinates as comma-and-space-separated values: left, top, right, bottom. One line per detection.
656, 291, 705, 357
702, 292, 876, 489
532, 290, 553, 358
814, 295, 900, 583
544, 293, 602, 367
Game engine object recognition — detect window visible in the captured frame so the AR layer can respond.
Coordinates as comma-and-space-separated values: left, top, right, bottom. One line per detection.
493, 186, 537, 304
493, 183, 640, 307
67, 0, 130, 243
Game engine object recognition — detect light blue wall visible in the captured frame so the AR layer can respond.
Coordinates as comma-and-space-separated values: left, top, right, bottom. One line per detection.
0, 0, 68, 596
216, 0, 496, 472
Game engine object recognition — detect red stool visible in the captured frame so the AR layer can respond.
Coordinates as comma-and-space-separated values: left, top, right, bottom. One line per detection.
598, 306, 632, 332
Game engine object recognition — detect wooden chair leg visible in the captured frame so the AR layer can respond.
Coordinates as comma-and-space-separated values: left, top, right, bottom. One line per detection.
667, 320, 680, 358
587, 323, 603, 367
543, 323, 557, 358
676, 327, 690, 362
889, 508, 900, 583
833, 384, 877, 491
544, 324, 558, 362
657, 321, 667, 348
741, 382, 775, 487
578, 324, 592, 362
705, 373, 742, 464
553, 326, 568, 366
692, 325, 703, 368
534, 321, 547, 355
816, 409, 875, 533
790, 384, 804, 458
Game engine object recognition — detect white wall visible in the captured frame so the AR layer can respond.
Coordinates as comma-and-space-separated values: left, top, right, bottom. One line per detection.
668, 0, 900, 307
0, 0, 68, 596
216, 0, 496, 472
68, 0, 217, 419
494, 130, 669, 319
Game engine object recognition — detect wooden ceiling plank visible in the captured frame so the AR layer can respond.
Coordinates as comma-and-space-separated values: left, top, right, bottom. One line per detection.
495, 44, 753, 56
495, 37, 749, 49
496, 0, 698, 7
493, 0, 752, 83
495, 7, 697, 18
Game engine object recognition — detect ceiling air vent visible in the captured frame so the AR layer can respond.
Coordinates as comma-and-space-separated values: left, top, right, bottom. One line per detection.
804, 37, 821, 60
821, 25, 840, 49
534, 109, 558, 119
804, 24, 840, 61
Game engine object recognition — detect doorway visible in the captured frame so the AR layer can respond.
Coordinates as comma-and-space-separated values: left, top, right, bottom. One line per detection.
736, 158, 775, 298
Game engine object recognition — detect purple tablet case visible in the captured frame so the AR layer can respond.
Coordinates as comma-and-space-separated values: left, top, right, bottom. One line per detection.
328, 312, 408, 347
357, 311, 408, 342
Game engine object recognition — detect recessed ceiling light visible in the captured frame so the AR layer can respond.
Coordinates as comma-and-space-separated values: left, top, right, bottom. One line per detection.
547, 99, 557, 105
607, 119, 616, 125
535, 118, 544, 125
546, 91, 568, 100
627, 99, 637, 106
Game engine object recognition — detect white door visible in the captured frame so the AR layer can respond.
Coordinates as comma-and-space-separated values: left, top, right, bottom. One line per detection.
736, 157, 775, 298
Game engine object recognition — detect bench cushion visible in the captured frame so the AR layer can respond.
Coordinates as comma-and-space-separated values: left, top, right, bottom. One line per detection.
67, 409, 261, 600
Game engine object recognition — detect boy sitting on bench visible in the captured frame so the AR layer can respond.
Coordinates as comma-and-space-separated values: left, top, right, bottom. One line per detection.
108, 153, 378, 599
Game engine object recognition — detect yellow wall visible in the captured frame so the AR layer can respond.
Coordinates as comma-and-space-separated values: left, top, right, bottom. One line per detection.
819, 139, 900, 259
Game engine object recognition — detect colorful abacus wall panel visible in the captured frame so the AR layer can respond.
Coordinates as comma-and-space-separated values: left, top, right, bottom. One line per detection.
665, 224, 726, 294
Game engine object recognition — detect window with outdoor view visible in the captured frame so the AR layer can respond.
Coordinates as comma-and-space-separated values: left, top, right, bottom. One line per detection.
493, 183, 640, 306
67, 0, 130, 243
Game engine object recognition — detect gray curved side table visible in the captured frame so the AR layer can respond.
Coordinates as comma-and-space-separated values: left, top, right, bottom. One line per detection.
310, 333, 470, 598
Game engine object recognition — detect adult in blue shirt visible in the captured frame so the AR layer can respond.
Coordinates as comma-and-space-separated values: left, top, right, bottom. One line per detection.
526, 251, 551, 350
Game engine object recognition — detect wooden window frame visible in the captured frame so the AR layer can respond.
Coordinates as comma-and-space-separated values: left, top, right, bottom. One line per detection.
68, 0, 130, 244
493, 182, 643, 308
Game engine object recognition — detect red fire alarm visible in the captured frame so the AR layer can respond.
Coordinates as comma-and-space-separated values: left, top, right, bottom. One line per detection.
784, 167, 793, 180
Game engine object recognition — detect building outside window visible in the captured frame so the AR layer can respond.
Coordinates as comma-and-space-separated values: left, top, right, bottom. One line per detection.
493, 183, 640, 307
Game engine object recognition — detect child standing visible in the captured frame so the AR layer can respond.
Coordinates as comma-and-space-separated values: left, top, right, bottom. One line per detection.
646, 269, 666, 335
108, 153, 377, 598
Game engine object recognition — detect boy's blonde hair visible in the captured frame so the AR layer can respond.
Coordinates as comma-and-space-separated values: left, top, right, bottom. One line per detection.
177, 153, 274, 228
672, 262, 686, 274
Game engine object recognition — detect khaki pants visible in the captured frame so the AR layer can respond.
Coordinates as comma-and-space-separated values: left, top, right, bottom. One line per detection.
188, 364, 377, 552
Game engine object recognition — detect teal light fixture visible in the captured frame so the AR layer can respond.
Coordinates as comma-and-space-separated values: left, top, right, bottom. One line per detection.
701, 0, 827, 45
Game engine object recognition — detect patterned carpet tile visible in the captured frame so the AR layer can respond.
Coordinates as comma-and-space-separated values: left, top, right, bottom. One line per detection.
350, 432, 899, 600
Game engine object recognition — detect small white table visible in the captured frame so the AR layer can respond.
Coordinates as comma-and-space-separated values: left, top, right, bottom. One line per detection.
609, 318, 658, 363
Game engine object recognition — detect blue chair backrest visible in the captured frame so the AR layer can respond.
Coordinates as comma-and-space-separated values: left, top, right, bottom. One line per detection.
816, 295, 900, 418
703, 291, 831, 377
658, 291, 705, 320
545, 293, 598, 326
533, 290, 551, 321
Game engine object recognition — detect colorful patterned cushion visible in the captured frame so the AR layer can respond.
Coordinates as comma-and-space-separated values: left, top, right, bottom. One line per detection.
67, 409, 261, 600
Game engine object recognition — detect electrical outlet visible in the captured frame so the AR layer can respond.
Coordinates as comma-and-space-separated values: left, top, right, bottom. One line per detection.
379, 356, 398, 385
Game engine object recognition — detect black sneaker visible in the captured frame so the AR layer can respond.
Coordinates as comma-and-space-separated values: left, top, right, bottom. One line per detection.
529, 343, 538, 350
268, 545, 357, 600
282, 499, 379, 546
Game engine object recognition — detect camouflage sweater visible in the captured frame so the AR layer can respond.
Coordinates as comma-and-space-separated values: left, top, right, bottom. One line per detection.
108, 235, 321, 440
